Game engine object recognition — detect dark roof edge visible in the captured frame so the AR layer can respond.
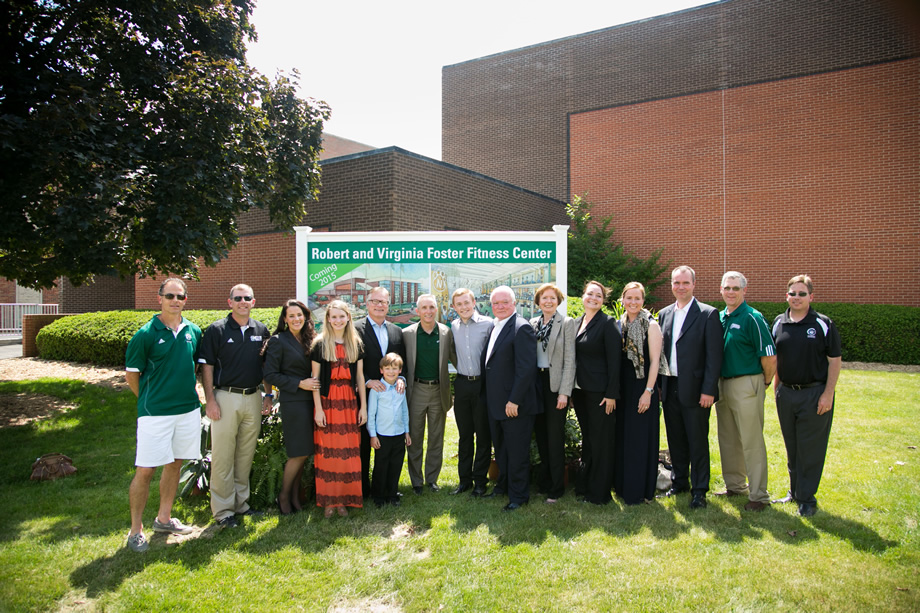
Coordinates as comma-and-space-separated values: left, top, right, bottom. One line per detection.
321, 146, 568, 206
442, 1, 721, 69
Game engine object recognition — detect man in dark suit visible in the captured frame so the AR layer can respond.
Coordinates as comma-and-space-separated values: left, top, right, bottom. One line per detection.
658, 266, 723, 509
353, 286, 407, 499
481, 286, 539, 511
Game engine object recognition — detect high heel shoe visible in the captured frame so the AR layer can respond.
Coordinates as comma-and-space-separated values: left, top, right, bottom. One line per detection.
337, 506, 348, 517
276, 497, 292, 516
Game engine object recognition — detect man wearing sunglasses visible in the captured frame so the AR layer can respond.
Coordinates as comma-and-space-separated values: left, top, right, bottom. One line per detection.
124, 278, 202, 552
199, 284, 272, 528
770, 275, 841, 517
715, 271, 776, 512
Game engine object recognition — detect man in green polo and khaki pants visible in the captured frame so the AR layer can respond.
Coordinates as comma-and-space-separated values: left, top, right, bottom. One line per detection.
715, 271, 776, 512
124, 278, 202, 552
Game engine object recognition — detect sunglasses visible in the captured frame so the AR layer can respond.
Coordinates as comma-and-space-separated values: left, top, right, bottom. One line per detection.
722, 286, 742, 292
161, 293, 187, 301
787, 291, 809, 297
231, 296, 254, 302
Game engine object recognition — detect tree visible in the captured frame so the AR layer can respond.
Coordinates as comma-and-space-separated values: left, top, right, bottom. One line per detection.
566, 194, 669, 304
0, 0, 330, 288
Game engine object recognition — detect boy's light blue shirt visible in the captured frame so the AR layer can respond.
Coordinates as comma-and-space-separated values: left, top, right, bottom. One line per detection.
367, 380, 409, 437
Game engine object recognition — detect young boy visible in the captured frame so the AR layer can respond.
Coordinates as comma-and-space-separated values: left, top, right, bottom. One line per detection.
367, 353, 412, 507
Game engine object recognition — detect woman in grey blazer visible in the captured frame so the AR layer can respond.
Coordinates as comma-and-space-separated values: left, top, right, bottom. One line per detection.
530, 283, 576, 502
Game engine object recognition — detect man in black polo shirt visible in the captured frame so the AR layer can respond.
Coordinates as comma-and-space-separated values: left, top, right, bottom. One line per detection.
771, 275, 841, 517
200, 284, 272, 528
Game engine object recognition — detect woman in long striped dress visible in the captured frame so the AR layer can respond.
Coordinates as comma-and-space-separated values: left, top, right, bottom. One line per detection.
310, 300, 366, 517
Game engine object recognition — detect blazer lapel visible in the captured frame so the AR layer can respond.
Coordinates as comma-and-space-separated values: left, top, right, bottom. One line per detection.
545, 311, 564, 355
677, 300, 701, 341
487, 317, 515, 365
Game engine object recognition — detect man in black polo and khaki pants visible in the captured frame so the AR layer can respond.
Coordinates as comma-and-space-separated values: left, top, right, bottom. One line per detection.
771, 274, 841, 517
200, 284, 272, 528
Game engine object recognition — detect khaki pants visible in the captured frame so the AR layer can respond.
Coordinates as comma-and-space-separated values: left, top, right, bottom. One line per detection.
407, 382, 447, 487
210, 389, 262, 519
716, 375, 770, 503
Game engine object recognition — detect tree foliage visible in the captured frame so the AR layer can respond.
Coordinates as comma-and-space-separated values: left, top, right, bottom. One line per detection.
1, 0, 330, 288
566, 194, 669, 304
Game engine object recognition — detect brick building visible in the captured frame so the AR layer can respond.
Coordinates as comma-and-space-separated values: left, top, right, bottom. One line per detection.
132, 147, 567, 309
443, 0, 920, 305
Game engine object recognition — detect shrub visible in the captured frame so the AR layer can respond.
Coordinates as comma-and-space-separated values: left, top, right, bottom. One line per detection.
36, 307, 282, 366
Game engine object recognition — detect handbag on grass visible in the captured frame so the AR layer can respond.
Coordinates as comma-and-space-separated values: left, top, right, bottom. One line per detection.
30, 453, 77, 481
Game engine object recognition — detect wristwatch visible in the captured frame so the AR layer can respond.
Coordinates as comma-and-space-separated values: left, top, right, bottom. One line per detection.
645, 387, 654, 393
262, 392, 274, 399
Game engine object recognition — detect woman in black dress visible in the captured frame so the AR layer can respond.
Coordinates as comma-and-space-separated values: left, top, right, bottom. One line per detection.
572, 280, 622, 505
263, 299, 320, 515
614, 282, 664, 505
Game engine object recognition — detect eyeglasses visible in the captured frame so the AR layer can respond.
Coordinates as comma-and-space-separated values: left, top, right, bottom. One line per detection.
787, 291, 809, 297
367, 299, 389, 306
161, 293, 187, 301
231, 296, 254, 302
722, 286, 742, 292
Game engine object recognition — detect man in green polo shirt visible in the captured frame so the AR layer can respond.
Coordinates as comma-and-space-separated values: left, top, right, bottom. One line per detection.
715, 271, 776, 512
403, 294, 452, 494
123, 278, 203, 552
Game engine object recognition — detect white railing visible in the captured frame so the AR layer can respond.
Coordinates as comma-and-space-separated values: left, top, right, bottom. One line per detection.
0, 304, 59, 336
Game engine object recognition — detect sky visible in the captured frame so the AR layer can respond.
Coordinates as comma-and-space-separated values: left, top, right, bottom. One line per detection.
246, 0, 712, 160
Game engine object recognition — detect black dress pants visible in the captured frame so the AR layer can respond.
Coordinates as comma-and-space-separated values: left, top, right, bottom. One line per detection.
662, 377, 712, 495
453, 376, 492, 489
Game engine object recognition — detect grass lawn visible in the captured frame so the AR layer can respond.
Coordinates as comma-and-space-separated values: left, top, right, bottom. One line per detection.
0, 369, 918, 612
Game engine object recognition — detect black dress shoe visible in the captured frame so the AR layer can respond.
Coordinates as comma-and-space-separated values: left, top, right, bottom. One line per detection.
451, 484, 472, 495
238, 508, 264, 517
427, 483, 440, 493
470, 486, 487, 497
797, 502, 817, 517
502, 502, 524, 511
389, 497, 402, 507
412, 485, 423, 495
483, 488, 503, 499
690, 493, 707, 509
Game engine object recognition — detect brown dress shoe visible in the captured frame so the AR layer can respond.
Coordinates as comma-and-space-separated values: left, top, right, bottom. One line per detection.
714, 489, 747, 497
744, 500, 769, 512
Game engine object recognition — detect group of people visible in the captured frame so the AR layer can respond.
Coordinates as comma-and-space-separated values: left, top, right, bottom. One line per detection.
123, 268, 841, 552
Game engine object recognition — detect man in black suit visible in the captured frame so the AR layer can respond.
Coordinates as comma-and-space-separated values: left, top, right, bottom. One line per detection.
658, 266, 723, 509
353, 286, 407, 499
481, 286, 539, 511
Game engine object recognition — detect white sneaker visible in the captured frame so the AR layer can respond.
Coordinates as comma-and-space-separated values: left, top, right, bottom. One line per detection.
126, 532, 149, 552
152, 517, 193, 535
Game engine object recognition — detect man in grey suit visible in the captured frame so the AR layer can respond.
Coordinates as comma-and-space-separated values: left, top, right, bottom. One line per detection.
658, 266, 723, 509
403, 294, 452, 494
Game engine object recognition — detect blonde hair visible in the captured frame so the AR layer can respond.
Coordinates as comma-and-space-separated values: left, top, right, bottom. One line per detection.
620, 282, 646, 302
380, 352, 404, 370
314, 300, 363, 363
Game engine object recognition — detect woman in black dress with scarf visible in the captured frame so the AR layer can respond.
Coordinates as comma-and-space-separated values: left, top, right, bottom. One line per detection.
614, 282, 665, 505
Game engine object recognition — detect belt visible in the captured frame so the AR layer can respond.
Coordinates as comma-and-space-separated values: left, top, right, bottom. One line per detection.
722, 374, 757, 380
457, 374, 480, 381
215, 385, 259, 395
783, 381, 824, 390
414, 378, 439, 385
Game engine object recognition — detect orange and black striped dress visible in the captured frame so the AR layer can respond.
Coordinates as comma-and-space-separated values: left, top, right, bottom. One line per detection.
314, 343, 363, 508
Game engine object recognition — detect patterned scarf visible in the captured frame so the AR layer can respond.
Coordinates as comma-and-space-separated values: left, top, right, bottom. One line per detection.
535, 315, 554, 351
620, 310, 651, 379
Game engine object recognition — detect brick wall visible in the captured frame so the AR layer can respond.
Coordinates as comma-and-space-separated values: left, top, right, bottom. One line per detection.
443, 0, 920, 202
570, 59, 920, 306
141, 148, 568, 309
60, 275, 135, 313
0, 279, 15, 303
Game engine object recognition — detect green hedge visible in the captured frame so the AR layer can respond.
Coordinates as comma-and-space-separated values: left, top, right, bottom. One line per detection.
34, 301, 920, 366
36, 308, 282, 366
567, 298, 920, 365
